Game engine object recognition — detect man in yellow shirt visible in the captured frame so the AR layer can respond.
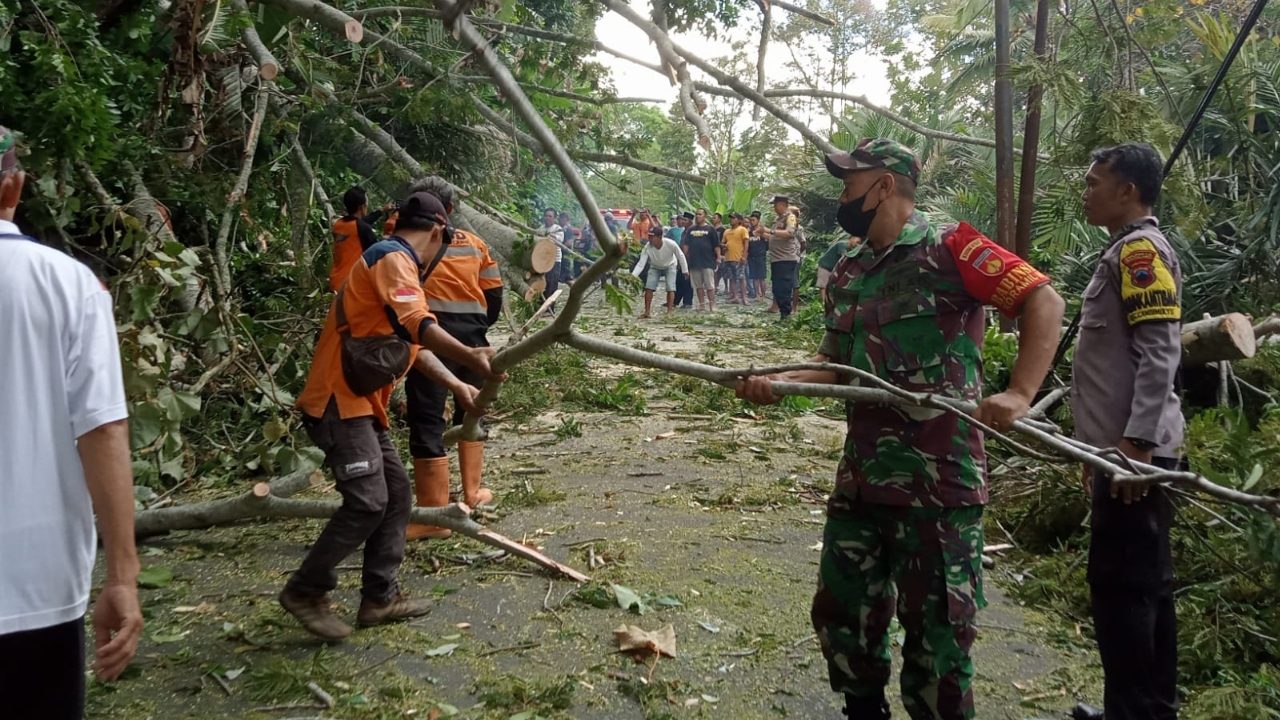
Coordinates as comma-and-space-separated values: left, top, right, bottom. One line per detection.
721, 213, 750, 305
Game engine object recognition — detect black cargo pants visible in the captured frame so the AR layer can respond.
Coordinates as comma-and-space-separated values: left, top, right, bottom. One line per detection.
286, 400, 411, 603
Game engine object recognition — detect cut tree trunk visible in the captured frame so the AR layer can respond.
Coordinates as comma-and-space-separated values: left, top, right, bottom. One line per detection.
134, 466, 589, 582
1182, 313, 1257, 366
524, 275, 547, 302
519, 239, 558, 274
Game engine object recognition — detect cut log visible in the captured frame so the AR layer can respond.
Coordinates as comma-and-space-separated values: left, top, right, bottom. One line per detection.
1182, 313, 1257, 366
524, 274, 547, 302
1253, 316, 1280, 340
133, 465, 588, 582
514, 239, 557, 274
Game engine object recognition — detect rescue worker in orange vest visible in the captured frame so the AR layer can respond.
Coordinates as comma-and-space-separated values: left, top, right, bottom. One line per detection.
329, 186, 393, 292
404, 184, 505, 539
285, 191, 500, 641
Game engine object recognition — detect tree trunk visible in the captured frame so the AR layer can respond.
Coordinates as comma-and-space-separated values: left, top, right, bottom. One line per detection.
1182, 313, 1258, 366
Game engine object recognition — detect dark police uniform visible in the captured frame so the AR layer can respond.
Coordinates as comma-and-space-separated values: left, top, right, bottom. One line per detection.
1071, 215, 1183, 720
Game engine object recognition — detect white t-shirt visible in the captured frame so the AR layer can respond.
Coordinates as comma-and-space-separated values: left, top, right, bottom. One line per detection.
0, 219, 128, 634
542, 223, 564, 262
632, 237, 688, 275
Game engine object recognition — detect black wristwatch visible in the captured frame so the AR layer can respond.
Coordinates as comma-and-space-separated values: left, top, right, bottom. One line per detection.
1125, 437, 1157, 450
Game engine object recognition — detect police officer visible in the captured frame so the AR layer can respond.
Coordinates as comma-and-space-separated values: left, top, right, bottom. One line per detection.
738, 139, 1065, 720
761, 195, 800, 318
1070, 143, 1183, 720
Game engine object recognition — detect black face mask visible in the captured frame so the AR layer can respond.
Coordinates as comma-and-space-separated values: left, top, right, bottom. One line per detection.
836, 182, 881, 238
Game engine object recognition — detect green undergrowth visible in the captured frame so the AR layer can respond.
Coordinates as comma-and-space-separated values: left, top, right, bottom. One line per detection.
990, 405, 1280, 717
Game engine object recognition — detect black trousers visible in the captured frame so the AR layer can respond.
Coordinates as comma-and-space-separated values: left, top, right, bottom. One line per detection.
0, 617, 85, 720
543, 264, 560, 309
407, 320, 488, 459
675, 271, 694, 307
1088, 456, 1179, 720
288, 402, 411, 603
771, 260, 798, 318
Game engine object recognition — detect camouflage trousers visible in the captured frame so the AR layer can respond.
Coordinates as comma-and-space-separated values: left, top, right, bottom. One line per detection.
812, 503, 986, 720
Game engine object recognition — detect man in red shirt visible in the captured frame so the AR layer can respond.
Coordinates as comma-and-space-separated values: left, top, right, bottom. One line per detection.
286, 192, 499, 641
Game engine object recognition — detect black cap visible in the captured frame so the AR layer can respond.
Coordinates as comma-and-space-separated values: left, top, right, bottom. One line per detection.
648, 225, 663, 236
771, 195, 789, 205
682, 211, 695, 220
399, 191, 449, 225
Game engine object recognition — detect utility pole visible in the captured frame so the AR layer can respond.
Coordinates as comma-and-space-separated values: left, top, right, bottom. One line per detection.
1015, 0, 1051, 261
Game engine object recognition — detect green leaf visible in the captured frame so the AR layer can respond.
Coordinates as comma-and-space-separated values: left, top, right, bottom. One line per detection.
425, 643, 459, 657
653, 595, 683, 608
263, 418, 289, 442
137, 566, 173, 589
611, 583, 649, 614
1243, 462, 1264, 491
150, 629, 189, 643
129, 403, 164, 449
434, 704, 459, 717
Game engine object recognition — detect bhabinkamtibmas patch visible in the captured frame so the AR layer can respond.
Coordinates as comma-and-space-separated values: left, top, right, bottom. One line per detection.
1119, 239, 1180, 324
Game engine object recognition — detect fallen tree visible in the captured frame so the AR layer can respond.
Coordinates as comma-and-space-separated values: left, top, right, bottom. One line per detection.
134, 464, 590, 582
132, 0, 1278, 589
1182, 312, 1257, 366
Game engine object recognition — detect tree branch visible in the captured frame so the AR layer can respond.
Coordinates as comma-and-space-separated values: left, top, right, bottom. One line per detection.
594, 0, 712, 148
212, 80, 270, 306
232, 0, 281, 80
602, 0, 837, 155
348, 6, 668, 75
290, 138, 336, 222
770, 0, 835, 26
562, 331, 1280, 516
133, 465, 589, 581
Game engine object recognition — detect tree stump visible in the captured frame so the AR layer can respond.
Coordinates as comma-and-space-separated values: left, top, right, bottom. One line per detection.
1182, 313, 1257, 366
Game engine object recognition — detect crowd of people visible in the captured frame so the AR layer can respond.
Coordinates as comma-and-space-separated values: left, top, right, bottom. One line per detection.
2, 117, 1185, 720
534, 196, 816, 320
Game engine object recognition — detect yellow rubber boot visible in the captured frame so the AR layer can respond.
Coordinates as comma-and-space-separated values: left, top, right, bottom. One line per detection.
406, 457, 453, 540
459, 441, 494, 507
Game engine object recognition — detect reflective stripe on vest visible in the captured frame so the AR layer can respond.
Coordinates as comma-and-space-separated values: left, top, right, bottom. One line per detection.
426, 298, 488, 315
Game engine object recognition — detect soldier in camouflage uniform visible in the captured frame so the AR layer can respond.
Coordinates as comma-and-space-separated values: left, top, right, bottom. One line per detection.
738, 139, 1065, 720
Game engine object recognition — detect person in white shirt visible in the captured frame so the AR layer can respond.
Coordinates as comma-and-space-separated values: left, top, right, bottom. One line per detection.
0, 126, 143, 718
540, 208, 564, 311
632, 224, 689, 318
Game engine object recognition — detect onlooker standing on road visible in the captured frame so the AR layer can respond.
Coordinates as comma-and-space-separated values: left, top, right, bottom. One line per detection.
632, 224, 689, 318
1069, 143, 1184, 720
674, 212, 696, 308
682, 208, 722, 312
762, 195, 801, 319
722, 213, 750, 304
557, 211, 578, 281
0, 126, 143, 719
540, 209, 564, 311
746, 211, 769, 301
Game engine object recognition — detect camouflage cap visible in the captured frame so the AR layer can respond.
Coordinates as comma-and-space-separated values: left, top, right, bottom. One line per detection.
0, 126, 17, 174
825, 138, 920, 184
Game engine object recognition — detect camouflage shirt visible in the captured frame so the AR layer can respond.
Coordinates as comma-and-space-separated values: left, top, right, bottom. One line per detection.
818, 212, 1049, 510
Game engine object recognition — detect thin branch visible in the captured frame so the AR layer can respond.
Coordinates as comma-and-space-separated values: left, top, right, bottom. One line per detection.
770, 0, 835, 26
348, 6, 667, 74
231, 0, 281, 80
212, 80, 270, 305
437, 0, 617, 256
754, 0, 770, 122
594, 0, 712, 148
290, 139, 336, 221
561, 331, 1280, 516
471, 97, 706, 183
602, 0, 837, 155
1104, 0, 1183, 123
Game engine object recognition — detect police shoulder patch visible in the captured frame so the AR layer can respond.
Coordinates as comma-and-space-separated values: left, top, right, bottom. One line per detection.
1119, 238, 1180, 324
